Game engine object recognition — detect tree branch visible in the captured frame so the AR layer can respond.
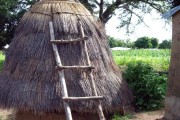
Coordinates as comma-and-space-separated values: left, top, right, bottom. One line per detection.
124, 6, 149, 28
99, 0, 104, 20
101, 0, 123, 24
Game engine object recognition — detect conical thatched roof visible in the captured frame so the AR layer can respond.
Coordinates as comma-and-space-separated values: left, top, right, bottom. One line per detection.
0, 0, 132, 113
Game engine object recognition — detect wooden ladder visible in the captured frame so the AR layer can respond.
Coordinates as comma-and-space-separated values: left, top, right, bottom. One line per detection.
49, 21, 106, 120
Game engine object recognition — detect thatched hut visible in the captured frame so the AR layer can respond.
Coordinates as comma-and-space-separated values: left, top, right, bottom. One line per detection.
0, 0, 132, 119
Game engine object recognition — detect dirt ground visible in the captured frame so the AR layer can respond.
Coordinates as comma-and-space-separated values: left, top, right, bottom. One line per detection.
0, 109, 14, 120
132, 110, 164, 120
0, 109, 164, 120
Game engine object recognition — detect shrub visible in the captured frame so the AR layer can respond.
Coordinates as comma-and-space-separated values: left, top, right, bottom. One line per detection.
112, 113, 135, 120
108, 36, 119, 48
124, 61, 167, 110
108, 36, 134, 48
159, 40, 172, 49
134, 37, 152, 49
0, 60, 4, 70
151, 38, 159, 48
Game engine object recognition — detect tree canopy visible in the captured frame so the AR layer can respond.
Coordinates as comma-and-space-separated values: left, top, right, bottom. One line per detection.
158, 40, 172, 49
80, 0, 170, 30
0, 0, 172, 49
0, 0, 35, 48
134, 37, 152, 49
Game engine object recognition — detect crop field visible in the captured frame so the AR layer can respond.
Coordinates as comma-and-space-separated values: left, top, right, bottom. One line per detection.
0, 50, 170, 71
112, 49, 170, 71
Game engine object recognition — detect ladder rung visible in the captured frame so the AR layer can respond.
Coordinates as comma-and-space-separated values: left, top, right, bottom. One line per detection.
51, 37, 88, 44
56, 66, 94, 70
63, 96, 104, 101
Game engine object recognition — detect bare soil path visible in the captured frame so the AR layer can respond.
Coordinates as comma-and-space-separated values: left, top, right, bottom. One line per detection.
0, 109, 164, 120
133, 110, 164, 120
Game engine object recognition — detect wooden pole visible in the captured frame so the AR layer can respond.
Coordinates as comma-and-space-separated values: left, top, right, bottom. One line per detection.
63, 96, 104, 101
51, 37, 88, 44
79, 22, 106, 120
49, 22, 73, 120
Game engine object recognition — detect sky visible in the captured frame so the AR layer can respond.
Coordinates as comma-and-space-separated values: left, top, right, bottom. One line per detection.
105, 11, 172, 43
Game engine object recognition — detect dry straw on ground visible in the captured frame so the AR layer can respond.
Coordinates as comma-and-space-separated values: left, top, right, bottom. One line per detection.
0, 0, 132, 115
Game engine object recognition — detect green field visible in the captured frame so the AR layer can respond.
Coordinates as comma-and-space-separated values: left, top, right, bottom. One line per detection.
0, 50, 170, 72
112, 49, 170, 71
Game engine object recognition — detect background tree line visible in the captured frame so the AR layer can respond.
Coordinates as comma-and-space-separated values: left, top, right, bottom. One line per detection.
108, 36, 172, 49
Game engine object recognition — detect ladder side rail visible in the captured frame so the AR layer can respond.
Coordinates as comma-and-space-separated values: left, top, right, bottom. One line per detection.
49, 22, 73, 120
79, 22, 106, 120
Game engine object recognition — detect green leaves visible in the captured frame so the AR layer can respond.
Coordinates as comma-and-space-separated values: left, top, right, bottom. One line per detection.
108, 36, 134, 48
159, 40, 172, 49
134, 37, 154, 49
0, 0, 31, 48
124, 61, 167, 110
112, 113, 135, 120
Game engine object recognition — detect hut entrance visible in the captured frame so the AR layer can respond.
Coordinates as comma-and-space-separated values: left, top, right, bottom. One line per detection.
49, 21, 105, 120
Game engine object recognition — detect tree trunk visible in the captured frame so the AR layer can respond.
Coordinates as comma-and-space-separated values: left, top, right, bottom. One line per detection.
163, 11, 180, 120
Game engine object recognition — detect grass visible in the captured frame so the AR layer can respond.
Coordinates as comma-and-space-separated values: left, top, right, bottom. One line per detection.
0, 49, 170, 71
112, 113, 136, 120
0, 51, 5, 70
112, 49, 170, 71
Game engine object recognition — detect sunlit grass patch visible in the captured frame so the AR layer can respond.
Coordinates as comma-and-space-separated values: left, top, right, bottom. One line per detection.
112, 49, 170, 71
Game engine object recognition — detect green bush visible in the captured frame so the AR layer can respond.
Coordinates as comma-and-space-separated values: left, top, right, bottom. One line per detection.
0, 51, 5, 70
151, 38, 159, 48
108, 36, 134, 48
112, 113, 135, 120
159, 40, 172, 49
0, 60, 4, 70
134, 37, 160, 49
124, 61, 167, 110
134, 37, 152, 49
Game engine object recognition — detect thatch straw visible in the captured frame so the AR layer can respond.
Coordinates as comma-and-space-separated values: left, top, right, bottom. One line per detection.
0, 0, 132, 114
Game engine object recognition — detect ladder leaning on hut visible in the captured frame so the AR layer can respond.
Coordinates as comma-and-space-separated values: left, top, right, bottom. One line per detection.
49, 21, 106, 120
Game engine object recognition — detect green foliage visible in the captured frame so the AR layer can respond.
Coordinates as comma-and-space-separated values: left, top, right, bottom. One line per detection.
113, 49, 170, 71
112, 113, 135, 120
158, 40, 172, 49
108, 36, 122, 48
0, 0, 169, 48
151, 38, 159, 48
0, 0, 34, 49
124, 61, 167, 110
124, 39, 135, 48
0, 51, 5, 70
134, 37, 152, 49
108, 36, 134, 48
134, 37, 161, 49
